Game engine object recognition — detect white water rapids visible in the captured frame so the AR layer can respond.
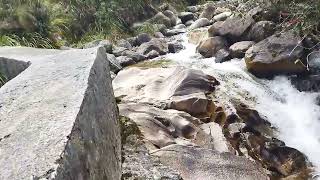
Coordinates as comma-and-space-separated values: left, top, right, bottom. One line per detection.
163, 33, 320, 177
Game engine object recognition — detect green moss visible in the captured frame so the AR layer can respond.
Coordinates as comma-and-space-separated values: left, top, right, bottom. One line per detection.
119, 116, 142, 145
129, 59, 174, 69
0, 72, 7, 88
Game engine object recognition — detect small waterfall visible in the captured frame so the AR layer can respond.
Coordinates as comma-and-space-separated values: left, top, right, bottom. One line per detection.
165, 33, 320, 177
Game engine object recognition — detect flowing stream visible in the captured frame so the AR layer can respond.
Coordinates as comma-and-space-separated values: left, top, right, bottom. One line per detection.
164, 33, 320, 177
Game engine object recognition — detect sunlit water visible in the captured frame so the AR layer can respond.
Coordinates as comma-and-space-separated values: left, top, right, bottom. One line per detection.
164, 33, 320, 177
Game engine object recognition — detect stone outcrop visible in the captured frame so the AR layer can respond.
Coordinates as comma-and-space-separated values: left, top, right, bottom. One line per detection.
245, 32, 307, 78
113, 67, 219, 117
0, 47, 121, 180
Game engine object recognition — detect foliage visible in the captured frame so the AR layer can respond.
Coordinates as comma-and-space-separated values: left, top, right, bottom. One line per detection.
0, 71, 6, 87
243, 0, 320, 40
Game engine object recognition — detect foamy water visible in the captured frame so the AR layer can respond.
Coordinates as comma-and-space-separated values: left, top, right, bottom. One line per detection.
165, 33, 320, 177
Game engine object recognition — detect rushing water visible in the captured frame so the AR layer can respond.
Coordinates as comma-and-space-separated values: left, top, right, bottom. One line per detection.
164, 33, 320, 177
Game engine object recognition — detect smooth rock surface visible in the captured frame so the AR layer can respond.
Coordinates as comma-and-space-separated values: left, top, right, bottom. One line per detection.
113, 66, 219, 117
189, 18, 210, 30
0, 47, 121, 180
152, 145, 269, 180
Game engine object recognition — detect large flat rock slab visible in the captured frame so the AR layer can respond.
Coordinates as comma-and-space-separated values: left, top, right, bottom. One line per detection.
0, 47, 121, 179
152, 144, 269, 180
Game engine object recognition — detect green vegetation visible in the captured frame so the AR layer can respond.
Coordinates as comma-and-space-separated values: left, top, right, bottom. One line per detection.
0, 0, 203, 49
0, 0, 148, 48
244, 0, 320, 41
0, 71, 6, 87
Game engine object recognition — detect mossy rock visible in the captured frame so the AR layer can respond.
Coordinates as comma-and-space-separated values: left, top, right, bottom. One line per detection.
129, 59, 174, 69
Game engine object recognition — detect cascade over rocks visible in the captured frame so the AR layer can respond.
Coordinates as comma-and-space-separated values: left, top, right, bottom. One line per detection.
245, 32, 307, 78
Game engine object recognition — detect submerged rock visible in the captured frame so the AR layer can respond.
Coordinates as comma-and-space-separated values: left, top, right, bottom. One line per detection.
245, 32, 307, 78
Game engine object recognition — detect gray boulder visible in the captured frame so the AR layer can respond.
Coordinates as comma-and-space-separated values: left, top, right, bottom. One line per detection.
213, 11, 232, 21
245, 32, 307, 77
112, 46, 128, 57
196, 36, 228, 58
174, 24, 187, 29
185, 20, 194, 26
146, 50, 160, 59
164, 28, 187, 36
122, 50, 146, 62
208, 15, 255, 42
189, 18, 211, 30
215, 49, 231, 63
136, 38, 169, 56
247, 21, 276, 42
229, 41, 255, 58
0, 47, 121, 180
169, 42, 184, 53
116, 56, 135, 67
117, 39, 132, 49
107, 53, 122, 73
